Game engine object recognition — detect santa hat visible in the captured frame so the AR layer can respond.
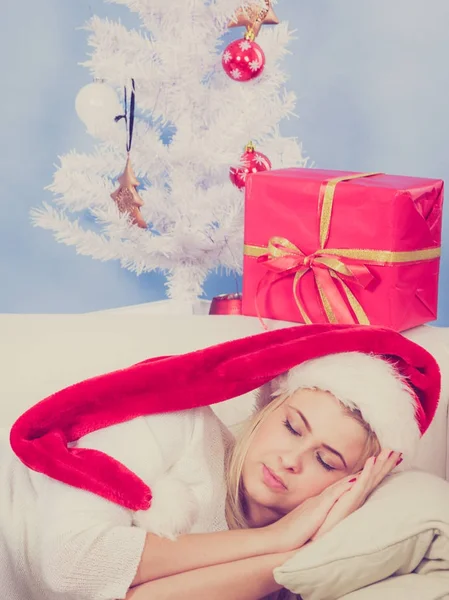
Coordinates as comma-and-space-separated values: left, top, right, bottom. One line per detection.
258, 352, 423, 461
10, 324, 440, 512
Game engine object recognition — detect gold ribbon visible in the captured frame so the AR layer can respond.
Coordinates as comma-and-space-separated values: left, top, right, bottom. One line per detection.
244, 173, 441, 325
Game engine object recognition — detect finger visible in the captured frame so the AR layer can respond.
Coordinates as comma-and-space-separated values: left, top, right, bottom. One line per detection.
355, 450, 401, 496
372, 449, 402, 486
346, 456, 377, 500
357, 455, 377, 484
315, 472, 367, 515
313, 469, 375, 538
321, 477, 357, 506
312, 489, 360, 539
317, 453, 394, 534
317, 476, 371, 533
297, 483, 353, 533
371, 448, 400, 474
295, 477, 354, 521
326, 473, 362, 491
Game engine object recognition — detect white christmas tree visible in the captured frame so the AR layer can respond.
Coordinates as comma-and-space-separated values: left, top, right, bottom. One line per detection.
32, 0, 306, 302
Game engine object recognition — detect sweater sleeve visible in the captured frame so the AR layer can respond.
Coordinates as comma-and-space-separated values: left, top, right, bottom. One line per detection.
31, 410, 197, 600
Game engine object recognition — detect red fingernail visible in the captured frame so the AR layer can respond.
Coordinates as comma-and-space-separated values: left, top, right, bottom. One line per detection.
349, 478, 357, 483
388, 451, 394, 459
396, 457, 403, 466
373, 456, 377, 464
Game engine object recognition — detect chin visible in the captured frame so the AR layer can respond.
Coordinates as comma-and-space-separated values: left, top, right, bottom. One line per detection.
247, 493, 283, 527
250, 484, 273, 506
246, 479, 283, 513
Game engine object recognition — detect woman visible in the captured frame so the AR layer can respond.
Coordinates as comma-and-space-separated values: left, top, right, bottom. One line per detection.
2, 324, 440, 600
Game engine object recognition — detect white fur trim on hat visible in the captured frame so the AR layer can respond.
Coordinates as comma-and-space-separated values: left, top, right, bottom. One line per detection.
259, 352, 420, 461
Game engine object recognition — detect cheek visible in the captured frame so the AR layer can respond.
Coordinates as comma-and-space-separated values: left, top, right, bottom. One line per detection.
247, 417, 280, 457
287, 462, 343, 507
301, 473, 332, 497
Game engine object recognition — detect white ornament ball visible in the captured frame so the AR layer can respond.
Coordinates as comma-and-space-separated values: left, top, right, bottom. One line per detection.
75, 82, 122, 135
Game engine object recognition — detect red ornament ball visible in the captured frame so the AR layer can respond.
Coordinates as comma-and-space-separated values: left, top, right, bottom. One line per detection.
229, 146, 272, 189
222, 38, 265, 82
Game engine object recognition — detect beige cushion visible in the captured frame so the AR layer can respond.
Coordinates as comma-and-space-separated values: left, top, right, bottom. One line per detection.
274, 471, 449, 600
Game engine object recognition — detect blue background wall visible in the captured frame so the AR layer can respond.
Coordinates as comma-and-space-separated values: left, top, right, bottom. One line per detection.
1, 0, 448, 323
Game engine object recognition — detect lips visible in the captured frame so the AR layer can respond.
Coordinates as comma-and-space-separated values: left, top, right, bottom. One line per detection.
262, 464, 287, 491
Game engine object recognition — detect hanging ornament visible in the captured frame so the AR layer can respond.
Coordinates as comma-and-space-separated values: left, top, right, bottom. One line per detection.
228, 0, 279, 38
75, 81, 122, 134
222, 37, 265, 82
111, 79, 147, 229
229, 142, 272, 190
222, 0, 278, 82
111, 157, 147, 229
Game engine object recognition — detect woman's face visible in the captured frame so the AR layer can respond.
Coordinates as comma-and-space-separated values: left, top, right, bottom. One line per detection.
241, 389, 369, 527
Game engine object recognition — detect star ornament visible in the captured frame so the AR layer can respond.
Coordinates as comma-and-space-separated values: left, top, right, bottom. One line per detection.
228, 1, 279, 38
111, 156, 147, 229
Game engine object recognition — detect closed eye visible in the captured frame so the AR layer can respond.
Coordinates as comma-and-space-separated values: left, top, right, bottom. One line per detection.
316, 453, 336, 472
284, 418, 336, 472
283, 418, 301, 436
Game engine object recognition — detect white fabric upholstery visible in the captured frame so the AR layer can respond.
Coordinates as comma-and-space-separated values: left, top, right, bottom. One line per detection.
0, 303, 448, 480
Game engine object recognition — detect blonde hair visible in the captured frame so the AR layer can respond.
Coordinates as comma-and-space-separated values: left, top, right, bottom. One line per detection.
225, 389, 381, 531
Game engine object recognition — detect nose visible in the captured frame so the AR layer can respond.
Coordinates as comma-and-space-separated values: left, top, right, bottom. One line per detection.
281, 446, 305, 474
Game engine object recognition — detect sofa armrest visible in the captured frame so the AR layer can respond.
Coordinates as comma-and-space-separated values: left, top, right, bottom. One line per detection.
403, 325, 449, 481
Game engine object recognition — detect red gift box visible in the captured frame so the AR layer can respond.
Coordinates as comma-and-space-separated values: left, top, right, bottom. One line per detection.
242, 169, 443, 332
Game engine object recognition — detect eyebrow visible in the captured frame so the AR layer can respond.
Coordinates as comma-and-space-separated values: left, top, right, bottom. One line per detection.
291, 407, 348, 469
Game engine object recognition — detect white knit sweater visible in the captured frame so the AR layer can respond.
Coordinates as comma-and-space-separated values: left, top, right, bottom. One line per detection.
0, 407, 232, 600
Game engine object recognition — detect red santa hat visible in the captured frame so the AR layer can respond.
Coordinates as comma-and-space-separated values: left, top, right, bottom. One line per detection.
258, 352, 424, 461
10, 324, 440, 512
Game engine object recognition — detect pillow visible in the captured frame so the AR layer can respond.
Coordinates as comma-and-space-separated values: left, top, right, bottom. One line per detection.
338, 572, 449, 600
274, 471, 449, 600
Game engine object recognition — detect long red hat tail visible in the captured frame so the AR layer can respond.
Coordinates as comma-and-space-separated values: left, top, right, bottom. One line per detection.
10, 324, 440, 511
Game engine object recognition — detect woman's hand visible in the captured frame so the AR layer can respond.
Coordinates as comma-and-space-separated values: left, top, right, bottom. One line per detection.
311, 449, 401, 541
265, 474, 359, 553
